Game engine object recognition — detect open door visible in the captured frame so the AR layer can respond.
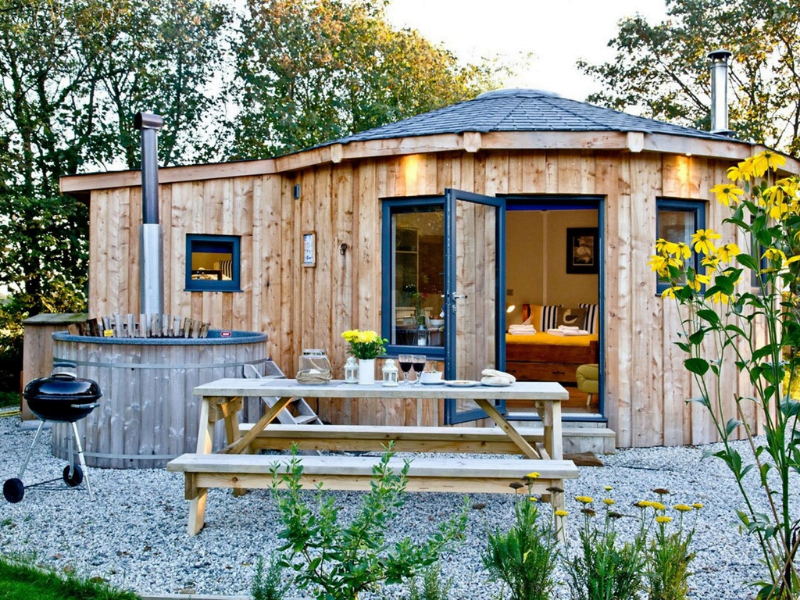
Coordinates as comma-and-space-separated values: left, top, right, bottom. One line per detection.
444, 189, 506, 424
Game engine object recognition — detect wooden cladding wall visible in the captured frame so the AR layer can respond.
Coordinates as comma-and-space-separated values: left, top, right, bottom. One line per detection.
88, 150, 765, 447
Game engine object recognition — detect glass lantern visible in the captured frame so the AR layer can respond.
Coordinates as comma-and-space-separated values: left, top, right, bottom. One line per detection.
382, 359, 399, 387
344, 356, 359, 383
416, 325, 428, 346
297, 349, 332, 384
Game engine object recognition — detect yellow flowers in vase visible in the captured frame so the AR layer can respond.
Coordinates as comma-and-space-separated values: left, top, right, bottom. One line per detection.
341, 329, 387, 360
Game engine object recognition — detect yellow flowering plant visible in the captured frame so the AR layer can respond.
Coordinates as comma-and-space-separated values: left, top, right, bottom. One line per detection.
652, 150, 800, 598
341, 329, 387, 360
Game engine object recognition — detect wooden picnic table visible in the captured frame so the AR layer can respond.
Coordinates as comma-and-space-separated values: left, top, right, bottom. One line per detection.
168, 379, 577, 535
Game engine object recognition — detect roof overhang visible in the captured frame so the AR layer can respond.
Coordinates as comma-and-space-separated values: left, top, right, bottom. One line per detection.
60, 131, 800, 193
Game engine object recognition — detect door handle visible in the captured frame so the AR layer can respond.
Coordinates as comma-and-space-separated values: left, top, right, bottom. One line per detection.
453, 293, 467, 300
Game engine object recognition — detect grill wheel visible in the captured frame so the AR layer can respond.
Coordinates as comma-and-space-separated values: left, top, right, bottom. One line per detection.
62, 465, 84, 487
3, 478, 24, 503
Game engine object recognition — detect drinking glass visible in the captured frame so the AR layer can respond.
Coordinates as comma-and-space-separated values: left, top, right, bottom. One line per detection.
412, 355, 427, 385
398, 354, 414, 385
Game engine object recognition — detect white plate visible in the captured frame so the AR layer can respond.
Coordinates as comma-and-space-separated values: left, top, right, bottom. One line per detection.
420, 380, 444, 385
444, 380, 480, 388
481, 380, 512, 387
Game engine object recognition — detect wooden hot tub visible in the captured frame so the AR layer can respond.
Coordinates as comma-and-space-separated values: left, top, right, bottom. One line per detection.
50, 330, 269, 469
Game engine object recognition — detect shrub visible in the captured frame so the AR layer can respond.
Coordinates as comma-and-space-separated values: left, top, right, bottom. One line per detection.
565, 492, 645, 600
270, 445, 467, 600
482, 472, 559, 600
251, 553, 289, 600
636, 491, 699, 600
408, 562, 453, 600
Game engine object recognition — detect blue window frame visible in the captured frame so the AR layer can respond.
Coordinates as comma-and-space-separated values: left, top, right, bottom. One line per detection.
656, 199, 706, 293
185, 234, 241, 292
380, 197, 446, 360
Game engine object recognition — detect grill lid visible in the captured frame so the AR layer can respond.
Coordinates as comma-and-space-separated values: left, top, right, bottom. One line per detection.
23, 373, 102, 402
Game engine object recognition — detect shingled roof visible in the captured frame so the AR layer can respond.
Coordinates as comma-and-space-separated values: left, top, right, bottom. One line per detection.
320, 88, 741, 147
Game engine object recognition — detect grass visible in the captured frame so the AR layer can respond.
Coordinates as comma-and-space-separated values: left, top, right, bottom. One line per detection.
0, 391, 19, 409
0, 555, 139, 600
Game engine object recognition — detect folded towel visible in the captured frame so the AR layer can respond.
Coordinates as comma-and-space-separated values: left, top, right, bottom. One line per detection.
509, 324, 536, 335
482, 375, 513, 386
482, 368, 517, 383
558, 325, 580, 331
547, 328, 589, 336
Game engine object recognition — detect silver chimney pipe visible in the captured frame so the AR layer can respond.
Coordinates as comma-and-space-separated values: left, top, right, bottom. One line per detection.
708, 49, 733, 136
134, 112, 165, 316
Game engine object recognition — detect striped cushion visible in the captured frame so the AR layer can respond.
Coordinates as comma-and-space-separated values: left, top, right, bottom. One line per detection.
539, 304, 561, 331
579, 303, 599, 334
217, 259, 233, 279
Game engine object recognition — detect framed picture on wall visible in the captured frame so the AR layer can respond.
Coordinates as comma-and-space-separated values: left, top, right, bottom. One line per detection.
303, 231, 316, 267
566, 227, 599, 274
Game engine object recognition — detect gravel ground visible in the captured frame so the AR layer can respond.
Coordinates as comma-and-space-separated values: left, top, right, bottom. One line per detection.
0, 415, 796, 599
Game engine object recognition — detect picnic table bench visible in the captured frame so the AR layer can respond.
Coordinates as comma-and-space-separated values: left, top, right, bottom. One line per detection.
167, 379, 579, 536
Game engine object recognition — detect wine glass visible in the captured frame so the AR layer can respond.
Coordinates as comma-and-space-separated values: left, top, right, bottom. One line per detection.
412, 355, 427, 385
398, 354, 413, 385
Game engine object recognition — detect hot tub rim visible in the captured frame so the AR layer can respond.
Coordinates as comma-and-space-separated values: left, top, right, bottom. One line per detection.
52, 329, 268, 346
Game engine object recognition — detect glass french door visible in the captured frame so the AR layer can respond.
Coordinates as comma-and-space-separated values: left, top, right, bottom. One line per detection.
443, 189, 506, 424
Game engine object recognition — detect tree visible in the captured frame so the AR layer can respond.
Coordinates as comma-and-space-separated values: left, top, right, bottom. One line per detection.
229, 0, 500, 158
0, 0, 230, 389
578, 0, 800, 156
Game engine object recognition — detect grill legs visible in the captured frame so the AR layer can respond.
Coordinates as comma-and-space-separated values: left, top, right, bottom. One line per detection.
17, 421, 45, 480
71, 422, 94, 501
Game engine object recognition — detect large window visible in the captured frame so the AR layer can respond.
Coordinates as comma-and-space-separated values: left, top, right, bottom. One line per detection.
656, 199, 706, 293
185, 234, 241, 292
381, 200, 445, 356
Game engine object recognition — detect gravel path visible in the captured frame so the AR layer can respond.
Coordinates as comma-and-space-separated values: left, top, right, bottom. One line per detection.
0, 416, 796, 599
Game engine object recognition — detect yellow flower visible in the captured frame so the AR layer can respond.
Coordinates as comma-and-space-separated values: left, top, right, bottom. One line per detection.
674, 504, 693, 512
752, 150, 786, 176
357, 330, 376, 344
655, 238, 671, 255
648, 254, 683, 277
603, 498, 615, 505
675, 243, 691, 260
707, 289, 730, 305
652, 502, 666, 511
656, 516, 673, 524
575, 496, 594, 504
555, 510, 568, 517
692, 503, 704, 509
529, 496, 538, 502
727, 159, 754, 182
604, 486, 613, 491
710, 183, 745, 206
526, 472, 541, 479
716, 243, 741, 262
691, 229, 721, 255
661, 286, 682, 299
635, 500, 653, 509
687, 272, 710, 292
763, 248, 787, 263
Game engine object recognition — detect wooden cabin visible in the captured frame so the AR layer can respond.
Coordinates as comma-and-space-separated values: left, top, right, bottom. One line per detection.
60, 89, 800, 448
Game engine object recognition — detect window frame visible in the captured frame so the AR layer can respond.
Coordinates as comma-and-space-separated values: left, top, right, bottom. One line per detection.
184, 234, 242, 292
380, 196, 446, 360
655, 198, 706, 294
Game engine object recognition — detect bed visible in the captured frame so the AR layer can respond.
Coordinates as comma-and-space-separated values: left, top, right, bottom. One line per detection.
505, 303, 599, 384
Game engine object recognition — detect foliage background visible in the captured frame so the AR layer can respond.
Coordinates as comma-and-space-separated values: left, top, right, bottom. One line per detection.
0, 0, 505, 392
579, 0, 800, 156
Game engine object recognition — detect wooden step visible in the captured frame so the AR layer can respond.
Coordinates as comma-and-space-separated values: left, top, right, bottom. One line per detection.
293, 414, 322, 425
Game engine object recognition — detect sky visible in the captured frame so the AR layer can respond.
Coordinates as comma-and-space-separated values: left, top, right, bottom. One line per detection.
385, 0, 669, 102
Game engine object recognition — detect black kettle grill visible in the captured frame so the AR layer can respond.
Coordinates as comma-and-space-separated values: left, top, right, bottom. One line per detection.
3, 362, 102, 503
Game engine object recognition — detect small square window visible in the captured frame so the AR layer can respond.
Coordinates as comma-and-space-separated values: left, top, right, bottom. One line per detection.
185, 234, 241, 292
655, 199, 706, 293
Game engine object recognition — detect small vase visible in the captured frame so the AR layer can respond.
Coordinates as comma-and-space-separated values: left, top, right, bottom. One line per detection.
358, 359, 376, 385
